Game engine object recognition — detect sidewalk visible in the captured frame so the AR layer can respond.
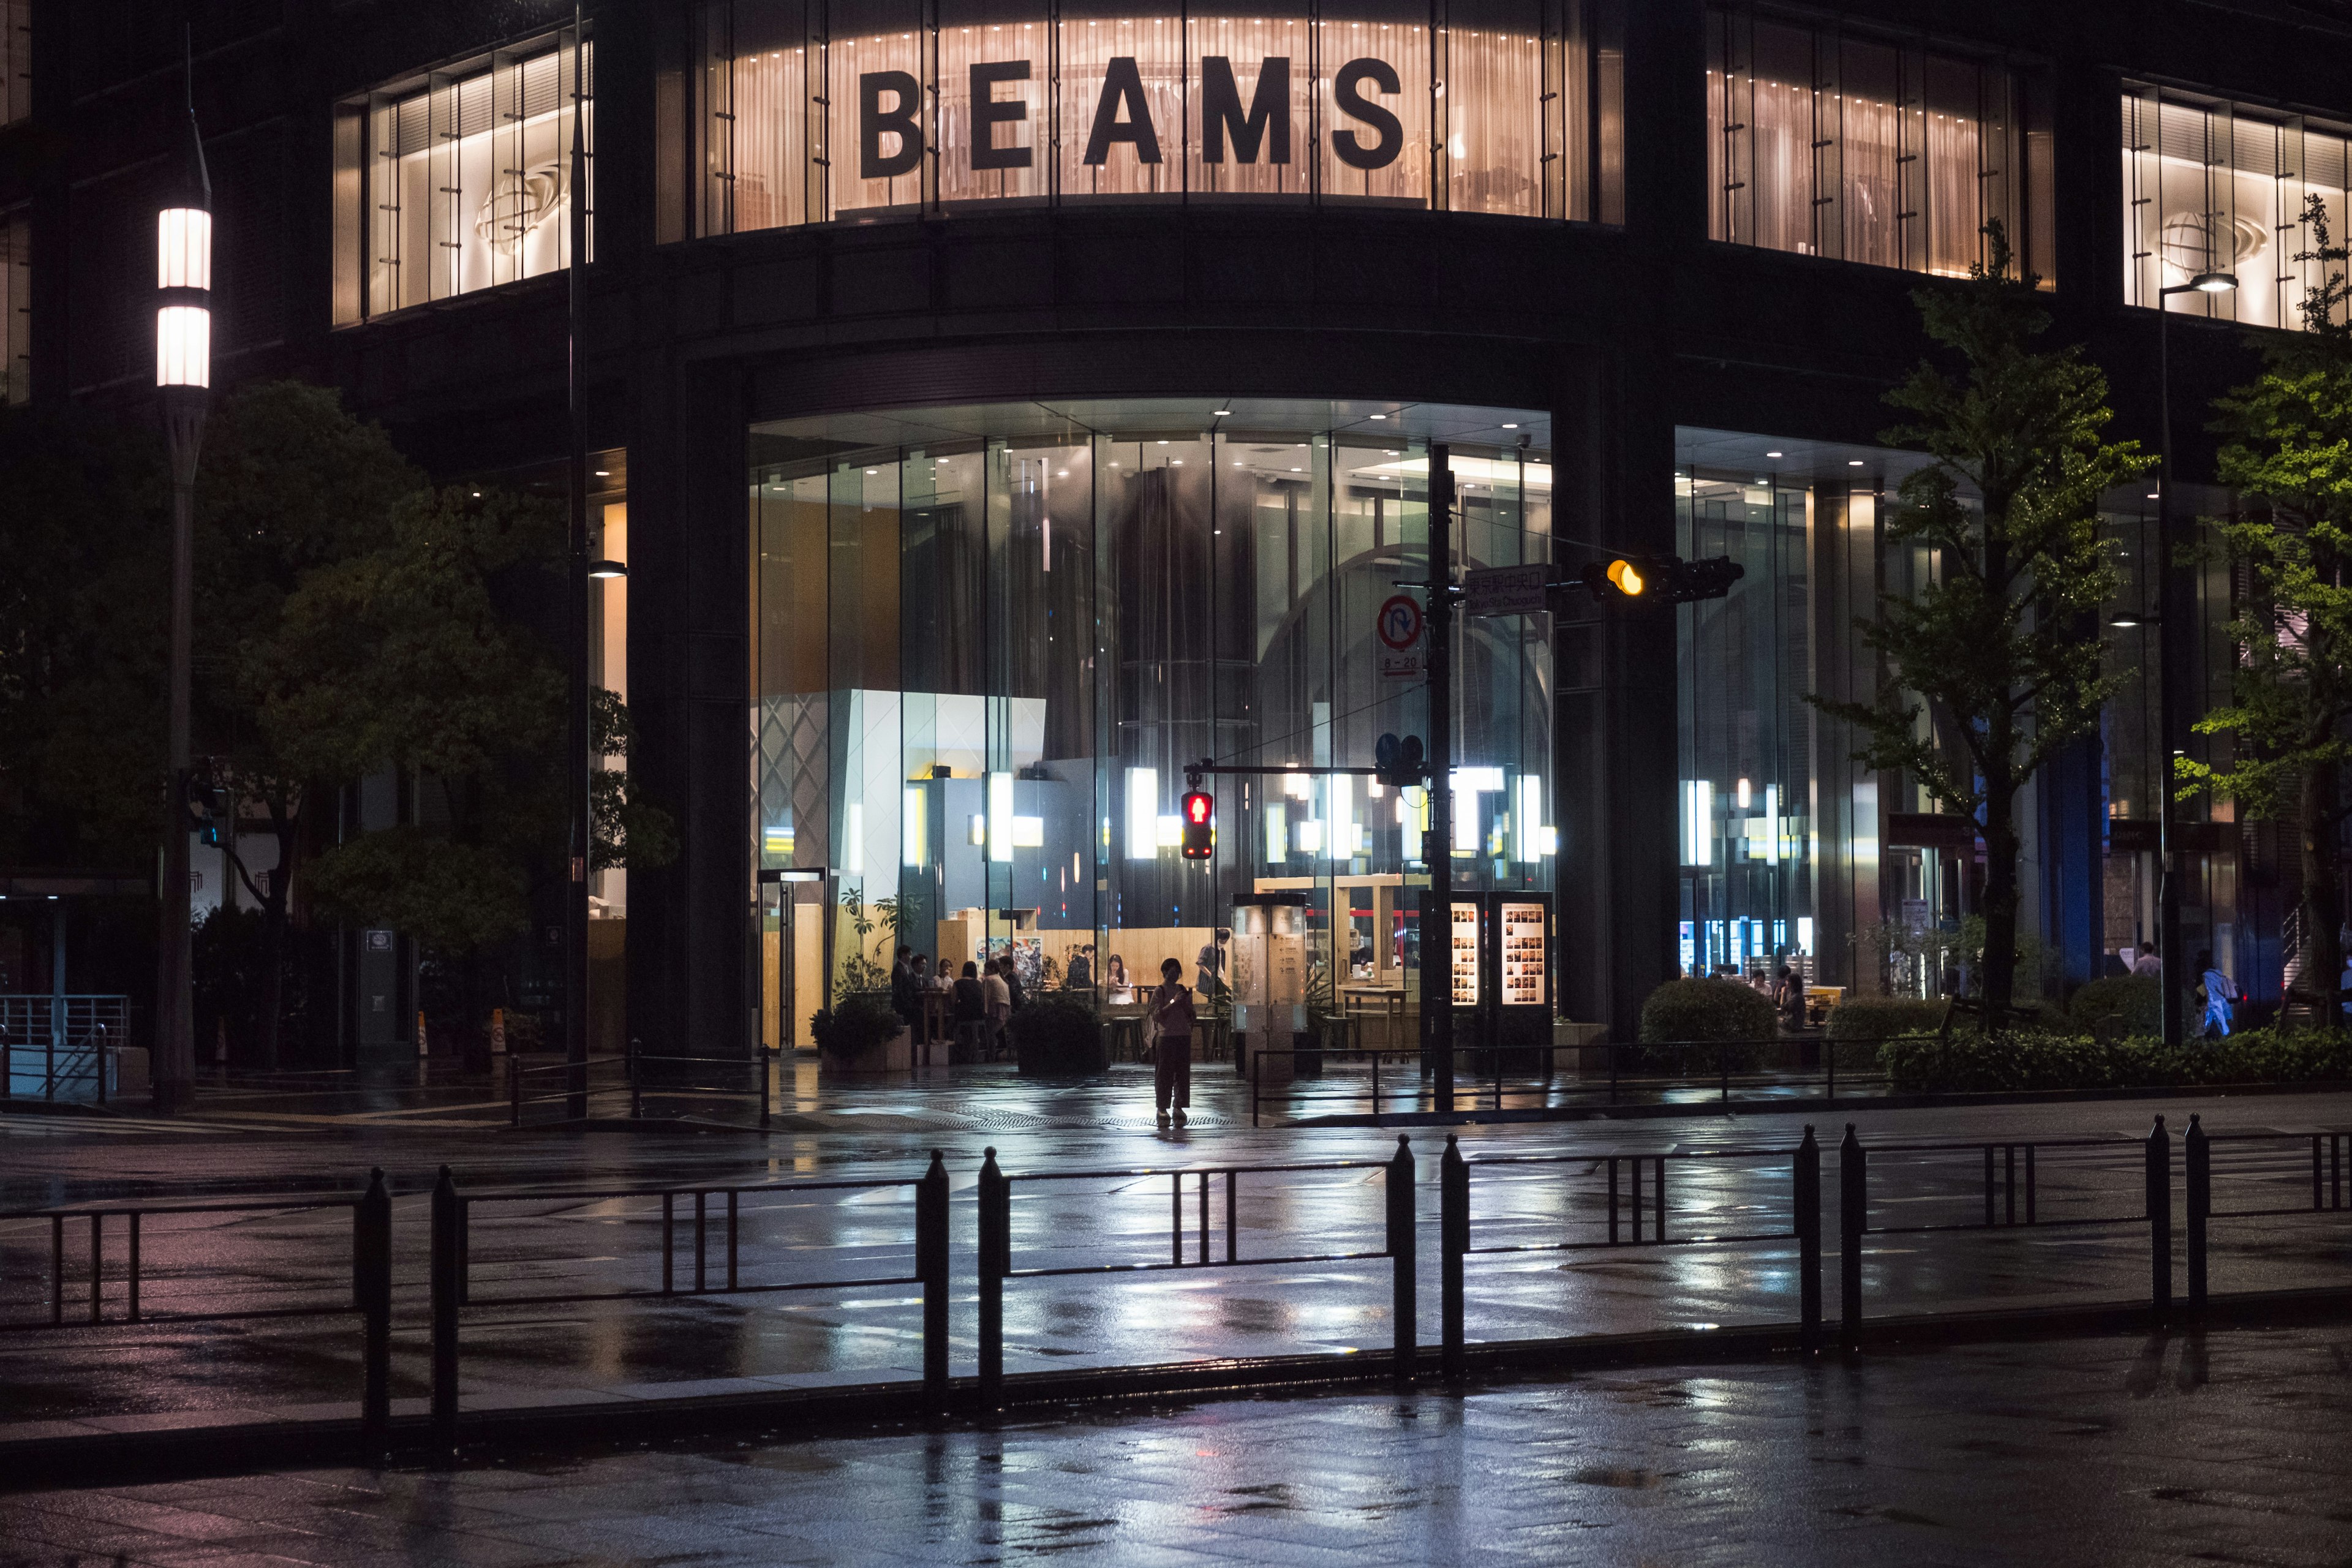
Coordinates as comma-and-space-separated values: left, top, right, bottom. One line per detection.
3, 1324, 2342, 1566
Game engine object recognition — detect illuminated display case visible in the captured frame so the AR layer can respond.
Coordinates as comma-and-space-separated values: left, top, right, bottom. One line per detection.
1488, 893, 1553, 1052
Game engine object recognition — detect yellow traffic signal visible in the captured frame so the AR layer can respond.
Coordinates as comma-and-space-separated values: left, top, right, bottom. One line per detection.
1607, 559, 1645, 596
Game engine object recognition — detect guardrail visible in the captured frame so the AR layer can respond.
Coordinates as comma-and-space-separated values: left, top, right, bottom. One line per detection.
1, 995, 132, 1106
2, 1118, 2346, 1461
503, 1049, 780, 1128
1243, 1032, 1922, 1124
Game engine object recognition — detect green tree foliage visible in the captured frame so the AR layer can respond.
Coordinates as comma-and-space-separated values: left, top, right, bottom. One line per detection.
1810, 226, 2147, 1022
0, 405, 167, 859
590, 688, 677, 875
2179, 197, 2352, 1023
260, 485, 567, 964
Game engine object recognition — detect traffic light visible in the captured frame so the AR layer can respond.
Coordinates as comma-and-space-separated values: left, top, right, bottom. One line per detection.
184, 777, 228, 846
1577, 555, 1743, 606
1180, 788, 1215, 859
1661, 556, 1744, 604
1374, 733, 1427, 790
1580, 557, 1648, 600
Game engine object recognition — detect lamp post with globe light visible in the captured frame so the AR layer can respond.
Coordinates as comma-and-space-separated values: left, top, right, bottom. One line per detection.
152, 56, 213, 1112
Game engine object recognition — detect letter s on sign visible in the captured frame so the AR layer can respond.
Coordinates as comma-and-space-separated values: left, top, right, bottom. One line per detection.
1332, 58, 1403, 171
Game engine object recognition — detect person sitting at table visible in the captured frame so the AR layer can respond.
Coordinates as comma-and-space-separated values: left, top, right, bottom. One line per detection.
982, 957, 1014, 1057
1104, 954, 1133, 1003
952, 961, 987, 1059
1066, 944, 1095, 991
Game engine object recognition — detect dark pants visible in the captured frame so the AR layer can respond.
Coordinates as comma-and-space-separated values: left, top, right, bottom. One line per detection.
1154, 1038, 1191, 1112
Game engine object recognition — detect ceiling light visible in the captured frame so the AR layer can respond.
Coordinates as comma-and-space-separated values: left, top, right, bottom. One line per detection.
588, 559, 629, 579
2192, 270, 2238, 293
593, 468, 610, 477
2147, 492, 2160, 500
1370, 413, 1387, 420
1847, 460, 1864, 467
1502, 423, 1518, 429
1213, 409, 1232, 416
1764, 450, 1782, 458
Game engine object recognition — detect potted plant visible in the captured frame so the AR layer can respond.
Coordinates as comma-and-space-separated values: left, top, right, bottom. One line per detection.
810, 992, 908, 1074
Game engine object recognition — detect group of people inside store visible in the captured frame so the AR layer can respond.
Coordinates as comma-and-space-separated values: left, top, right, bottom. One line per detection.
886, 932, 1230, 1126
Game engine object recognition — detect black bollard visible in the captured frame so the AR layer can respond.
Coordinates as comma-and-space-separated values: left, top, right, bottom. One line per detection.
2185, 1114, 2208, 1313
429, 1165, 461, 1458
2147, 1115, 2173, 1320
354, 1167, 392, 1455
918, 1150, 949, 1409
977, 1147, 1008, 1406
1794, 1127, 1821, 1354
1838, 1124, 1865, 1351
1387, 1135, 1416, 1382
1441, 1135, 1468, 1380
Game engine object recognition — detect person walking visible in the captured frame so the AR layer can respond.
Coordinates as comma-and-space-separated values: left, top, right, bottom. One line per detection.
1150, 956, 1196, 1128
1197, 928, 1230, 1003
982, 957, 1014, 1058
2131, 943, 2162, 978
2196, 949, 2236, 1040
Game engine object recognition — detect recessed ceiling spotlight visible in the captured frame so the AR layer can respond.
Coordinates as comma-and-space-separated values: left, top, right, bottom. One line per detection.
1212, 409, 1232, 416
1370, 413, 1387, 421
593, 468, 610, 477
1848, 459, 1864, 467
1764, 450, 1782, 459
1502, 423, 1518, 429
2146, 492, 2160, 500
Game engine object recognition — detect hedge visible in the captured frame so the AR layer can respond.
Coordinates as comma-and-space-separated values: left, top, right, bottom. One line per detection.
1008, 993, 1107, 1078
1824, 997, 1948, 1042
1877, 1027, 2352, 1095
811, 993, 903, 1058
1635, 978, 1775, 1072
2067, 974, 2163, 1036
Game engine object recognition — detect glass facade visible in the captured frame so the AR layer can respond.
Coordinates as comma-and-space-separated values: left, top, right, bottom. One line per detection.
1, 205, 24, 406
749, 399, 1554, 1045
683, 0, 1623, 234
330, 31, 594, 326
1, 1, 25, 127
2122, 84, 2352, 333
1705, 6, 2054, 285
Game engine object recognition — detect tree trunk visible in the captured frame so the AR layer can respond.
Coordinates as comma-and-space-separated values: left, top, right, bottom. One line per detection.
2302, 763, 2344, 1031
257, 794, 303, 1072
1980, 791, 2021, 1027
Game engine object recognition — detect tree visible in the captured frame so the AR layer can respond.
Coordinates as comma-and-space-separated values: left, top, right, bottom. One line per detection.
2179, 197, 2352, 1025
256, 483, 582, 1050
1811, 225, 2149, 1022
590, 688, 678, 876
198, 383, 422, 1066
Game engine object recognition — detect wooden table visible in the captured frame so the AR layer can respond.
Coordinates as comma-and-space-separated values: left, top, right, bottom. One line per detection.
1338, 986, 1409, 1052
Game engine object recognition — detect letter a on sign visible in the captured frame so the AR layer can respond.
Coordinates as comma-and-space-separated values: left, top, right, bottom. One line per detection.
1084, 58, 1161, 165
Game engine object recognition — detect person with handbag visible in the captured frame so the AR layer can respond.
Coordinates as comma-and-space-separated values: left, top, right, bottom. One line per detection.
1150, 957, 1196, 1128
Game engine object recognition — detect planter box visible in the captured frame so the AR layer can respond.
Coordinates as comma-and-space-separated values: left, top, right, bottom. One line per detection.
821, 1026, 913, 1076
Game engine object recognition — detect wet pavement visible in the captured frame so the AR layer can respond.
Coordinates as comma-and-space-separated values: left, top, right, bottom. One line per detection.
4, 1324, 2348, 1565
2, 1071, 2349, 1440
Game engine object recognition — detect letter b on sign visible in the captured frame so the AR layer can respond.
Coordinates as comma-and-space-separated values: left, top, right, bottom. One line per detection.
861, 71, 923, 180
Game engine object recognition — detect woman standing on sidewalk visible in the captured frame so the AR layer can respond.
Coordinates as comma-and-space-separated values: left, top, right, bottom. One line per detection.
1150, 956, 1195, 1128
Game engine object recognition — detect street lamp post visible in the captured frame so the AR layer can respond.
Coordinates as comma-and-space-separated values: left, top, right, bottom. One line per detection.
564, 3, 591, 1118
152, 67, 213, 1112
2154, 268, 2237, 1050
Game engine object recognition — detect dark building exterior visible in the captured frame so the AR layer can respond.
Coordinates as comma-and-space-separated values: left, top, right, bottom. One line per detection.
4, 0, 2343, 1058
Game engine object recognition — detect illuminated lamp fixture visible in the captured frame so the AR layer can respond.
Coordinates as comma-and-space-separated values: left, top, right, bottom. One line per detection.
153, 29, 214, 1113
588, 559, 630, 579
2188, 270, 2237, 293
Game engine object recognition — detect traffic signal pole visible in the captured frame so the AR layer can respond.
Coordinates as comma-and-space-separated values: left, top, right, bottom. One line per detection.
1423, 448, 1456, 1115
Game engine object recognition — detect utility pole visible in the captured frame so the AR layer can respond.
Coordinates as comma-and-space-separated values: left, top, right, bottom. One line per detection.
1420, 447, 1456, 1115
563, 1, 591, 1117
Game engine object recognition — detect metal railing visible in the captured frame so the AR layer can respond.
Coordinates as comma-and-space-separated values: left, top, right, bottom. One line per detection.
1, 995, 132, 1106
503, 1049, 779, 1128
3, 1117, 2348, 1460
1240, 1031, 1928, 1124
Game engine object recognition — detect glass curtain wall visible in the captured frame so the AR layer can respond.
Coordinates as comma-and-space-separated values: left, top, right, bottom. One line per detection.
1705, 6, 2054, 285
750, 401, 1555, 1048
686, 0, 1622, 229
2122, 85, 2352, 334
330, 30, 594, 326
2100, 492, 2252, 998
1, 206, 25, 405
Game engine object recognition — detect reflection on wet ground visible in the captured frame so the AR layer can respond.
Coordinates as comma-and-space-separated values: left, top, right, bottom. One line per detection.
2, 1076, 2348, 1436
4, 1325, 2344, 1566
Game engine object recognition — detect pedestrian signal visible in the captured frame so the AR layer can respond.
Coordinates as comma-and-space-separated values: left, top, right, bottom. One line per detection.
1180, 790, 1215, 859
1374, 733, 1427, 789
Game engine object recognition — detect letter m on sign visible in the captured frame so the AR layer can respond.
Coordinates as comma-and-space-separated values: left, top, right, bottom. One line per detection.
1200, 58, 1290, 164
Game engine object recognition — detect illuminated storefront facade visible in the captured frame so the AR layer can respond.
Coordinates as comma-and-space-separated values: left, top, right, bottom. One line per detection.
11, 0, 2345, 1052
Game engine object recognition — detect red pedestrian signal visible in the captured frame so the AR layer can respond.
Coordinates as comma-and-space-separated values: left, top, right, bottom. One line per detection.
1181, 790, 1215, 859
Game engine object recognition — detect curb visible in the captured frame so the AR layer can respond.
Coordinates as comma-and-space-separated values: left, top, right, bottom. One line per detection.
2, 1286, 2345, 1494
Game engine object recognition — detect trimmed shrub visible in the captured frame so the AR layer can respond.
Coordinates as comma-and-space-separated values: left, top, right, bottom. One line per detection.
1877, 1026, 2352, 1095
811, 993, 902, 1060
1635, 978, 1775, 1073
2068, 974, 2162, 1036
1825, 996, 1948, 1042
1008, 993, 1107, 1078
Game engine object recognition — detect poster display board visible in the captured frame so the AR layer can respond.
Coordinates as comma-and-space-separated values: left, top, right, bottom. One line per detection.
1497, 900, 1549, 1009
1448, 900, 1482, 1008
